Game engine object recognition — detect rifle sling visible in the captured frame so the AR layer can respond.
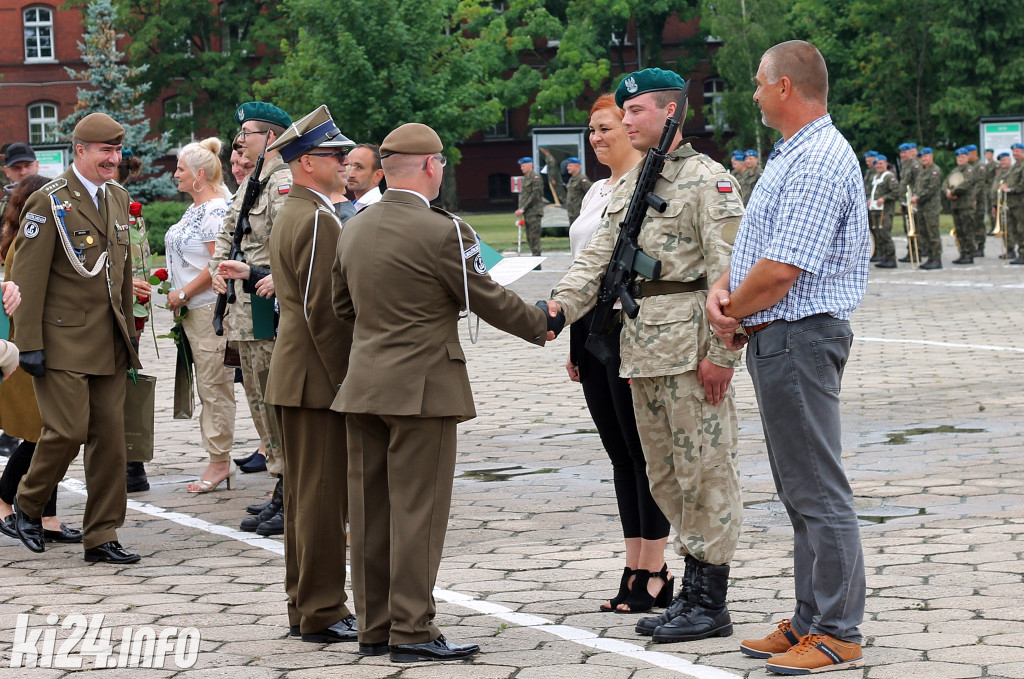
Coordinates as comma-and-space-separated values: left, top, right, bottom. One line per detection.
629, 277, 707, 299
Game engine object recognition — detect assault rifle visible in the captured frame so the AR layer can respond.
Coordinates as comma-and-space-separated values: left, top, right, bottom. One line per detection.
584, 83, 689, 364
213, 134, 270, 336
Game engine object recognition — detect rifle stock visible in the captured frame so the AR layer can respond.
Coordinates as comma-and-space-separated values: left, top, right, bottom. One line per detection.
584, 83, 688, 364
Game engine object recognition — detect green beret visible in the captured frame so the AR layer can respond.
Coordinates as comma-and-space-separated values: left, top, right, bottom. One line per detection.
379, 123, 443, 157
73, 113, 125, 145
615, 68, 687, 108
236, 101, 291, 129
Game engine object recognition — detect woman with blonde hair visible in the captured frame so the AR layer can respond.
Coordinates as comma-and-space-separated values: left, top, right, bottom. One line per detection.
165, 137, 237, 492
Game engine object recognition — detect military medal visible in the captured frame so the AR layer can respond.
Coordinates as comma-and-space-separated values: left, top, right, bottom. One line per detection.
86, 236, 95, 245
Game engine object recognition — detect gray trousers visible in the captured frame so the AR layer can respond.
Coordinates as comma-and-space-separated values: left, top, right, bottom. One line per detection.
745, 314, 865, 644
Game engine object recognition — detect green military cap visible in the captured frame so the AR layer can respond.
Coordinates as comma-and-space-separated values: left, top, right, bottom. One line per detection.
73, 112, 125, 145
379, 123, 443, 158
236, 101, 291, 129
615, 68, 687, 108
268, 104, 354, 163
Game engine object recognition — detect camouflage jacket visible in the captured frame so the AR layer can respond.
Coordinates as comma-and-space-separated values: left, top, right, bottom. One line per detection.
898, 158, 922, 205
913, 163, 944, 213
741, 165, 762, 204
969, 160, 987, 203
551, 144, 744, 378
209, 153, 292, 341
565, 172, 592, 224
990, 166, 1010, 205
1002, 161, 1024, 206
518, 169, 545, 217
945, 164, 976, 207
869, 169, 900, 214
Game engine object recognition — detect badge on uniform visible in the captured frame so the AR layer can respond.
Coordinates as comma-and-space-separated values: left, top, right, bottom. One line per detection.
25, 212, 46, 224
278, 185, 290, 195
24, 222, 40, 238
473, 254, 487, 275
716, 181, 733, 193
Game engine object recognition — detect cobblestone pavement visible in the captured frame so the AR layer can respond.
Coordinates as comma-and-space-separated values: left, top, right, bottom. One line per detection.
1, 233, 1022, 678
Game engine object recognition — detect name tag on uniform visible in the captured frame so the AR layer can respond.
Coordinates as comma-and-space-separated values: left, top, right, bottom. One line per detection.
73, 229, 89, 236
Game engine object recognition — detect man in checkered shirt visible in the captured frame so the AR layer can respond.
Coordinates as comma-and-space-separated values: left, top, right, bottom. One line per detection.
706, 40, 870, 675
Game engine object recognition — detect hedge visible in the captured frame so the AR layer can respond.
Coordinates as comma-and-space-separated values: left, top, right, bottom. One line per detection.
139, 200, 189, 255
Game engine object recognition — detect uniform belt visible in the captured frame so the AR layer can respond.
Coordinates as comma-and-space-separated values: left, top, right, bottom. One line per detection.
630, 277, 708, 299
743, 320, 776, 336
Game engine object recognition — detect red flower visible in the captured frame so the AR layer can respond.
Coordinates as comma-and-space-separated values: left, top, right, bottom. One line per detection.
153, 269, 168, 282
129, 202, 143, 217
135, 317, 147, 331
137, 295, 150, 305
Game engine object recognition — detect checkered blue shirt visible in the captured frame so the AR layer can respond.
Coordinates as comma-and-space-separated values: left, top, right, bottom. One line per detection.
730, 114, 870, 324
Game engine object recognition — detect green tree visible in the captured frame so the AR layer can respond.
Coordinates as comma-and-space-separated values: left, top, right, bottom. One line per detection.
700, 0, 794, 155
260, 0, 560, 209
58, 0, 174, 200
74, 0, 288, 142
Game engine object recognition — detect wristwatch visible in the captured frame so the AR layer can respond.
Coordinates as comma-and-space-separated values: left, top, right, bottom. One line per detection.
177, 290, 187, 301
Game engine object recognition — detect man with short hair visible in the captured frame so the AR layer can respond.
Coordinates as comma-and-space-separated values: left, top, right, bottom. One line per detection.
707, 40, 868, 674
564, 156, 591, 225
210, 102, 292, 534
515, 156, 544, 255
549, 67, 745, 645
10, 113, 143, 564
2, 142, 41, 218
945, 148, 977, 264
347, 143, 384, 211
264, 104, 359, 644
911, 148, 944, 269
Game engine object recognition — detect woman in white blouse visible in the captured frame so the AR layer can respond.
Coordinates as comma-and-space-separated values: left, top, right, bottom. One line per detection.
166, 137, 237, 493
568, 95, 673, 613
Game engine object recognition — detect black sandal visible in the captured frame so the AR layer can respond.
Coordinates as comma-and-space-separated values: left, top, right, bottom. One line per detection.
599, 567, 636, 612
615, 563, 673, 613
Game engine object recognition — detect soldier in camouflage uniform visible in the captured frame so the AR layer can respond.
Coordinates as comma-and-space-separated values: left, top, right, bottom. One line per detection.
729, 151, 748, 203
911, 148, 944, 269
1001, 143, 1024, 265
862, 150, 877, 197
564, 157, 591, 225
867, 154, 899, 268
966, 145, 987, 256
209, 102, 290, 534
897, 143, 924, 262
991, 152, 1014, 258
549, 69, 744, 645
742, 150, 762, 202
945, 147, 977, 264
984, 148, 998, 234
515, 156, 545, 256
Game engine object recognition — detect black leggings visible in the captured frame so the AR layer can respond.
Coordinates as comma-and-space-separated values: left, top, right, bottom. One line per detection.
571, 315, 669, 541
0, 441, 58, 517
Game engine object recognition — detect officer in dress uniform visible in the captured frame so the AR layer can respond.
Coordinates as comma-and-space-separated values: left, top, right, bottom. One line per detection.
263, 105, 359, 643
332, 122, 560, 663
564, 156, 591, 225
9, 113, 143, 564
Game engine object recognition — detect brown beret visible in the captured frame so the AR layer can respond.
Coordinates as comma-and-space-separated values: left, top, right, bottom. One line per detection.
379, 123, 442, 157
73, 113, 125, 145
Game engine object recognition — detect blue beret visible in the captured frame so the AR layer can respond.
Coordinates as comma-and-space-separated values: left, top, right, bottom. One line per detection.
745, 149, 758, 157
863, 151, 877, 158
954, 147, 968, 156
965, 144, 978, 152
615, 68, 687, 108
908, 142, 917, 149
236, 101, 291, 129
875, 154, 887, 162
731, 150, 745, 159
1012, 143, 1024, 150
517, 156, 533, 165
998, 152, 1010, 159
985, 148, 994, 153
566, 157, 581, 164
920, 147, 933, 155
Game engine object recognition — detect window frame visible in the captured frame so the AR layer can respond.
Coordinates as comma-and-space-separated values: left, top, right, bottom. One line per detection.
27, 101, 60, 144
24, 6, 56, 63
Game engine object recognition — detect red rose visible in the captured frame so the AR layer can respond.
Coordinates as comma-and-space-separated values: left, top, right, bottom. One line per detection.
129, 202, 143, 217
137, 295, 150, 305
135, 317, 147, 331
153, 269, 168, 282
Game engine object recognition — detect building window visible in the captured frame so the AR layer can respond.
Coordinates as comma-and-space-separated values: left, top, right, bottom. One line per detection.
24, 6, 55, 61
28, 102, 59, 144
483, 110, 510, 139
703, 77, 729, 131
488, 172, 512, 200
164, 97, 196, 145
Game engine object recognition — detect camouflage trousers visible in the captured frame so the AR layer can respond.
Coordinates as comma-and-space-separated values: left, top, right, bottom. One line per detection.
868, 209, 894, 259
524, 212, 543, 256
631, 372, 742, 565
238, 339, 282, 476
952, 207, 976, 256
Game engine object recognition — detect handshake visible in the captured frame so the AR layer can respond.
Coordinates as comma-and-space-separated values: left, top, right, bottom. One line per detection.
535, 300, 566, 340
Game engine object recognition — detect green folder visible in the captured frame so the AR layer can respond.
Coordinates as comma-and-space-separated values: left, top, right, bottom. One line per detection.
251, 294, 277, 340
0, 307, 8, 341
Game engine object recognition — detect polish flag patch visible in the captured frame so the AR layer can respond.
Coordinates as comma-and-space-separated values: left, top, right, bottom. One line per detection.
717, 181, 733, 193
278, 185, 291, 195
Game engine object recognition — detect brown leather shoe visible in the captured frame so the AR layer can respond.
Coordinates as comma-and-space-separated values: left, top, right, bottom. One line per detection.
740, 619, 801, 658
765, 633, 864, 674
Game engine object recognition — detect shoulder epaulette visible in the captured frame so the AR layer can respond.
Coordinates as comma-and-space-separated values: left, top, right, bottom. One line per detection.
430, 205, 455, 219
106, 180, 130, 196
42, 178, 67, 194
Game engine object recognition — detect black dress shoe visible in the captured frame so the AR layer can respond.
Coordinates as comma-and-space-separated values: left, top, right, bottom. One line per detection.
0, 514, 17, 539
241, 493, 281, 532
43, 523, 83, 543
84, 541, 140, 564
233, 448, 260, 467
126, 461, 149, 493
289, 625, 300, 637
256, 507, 284, 536
238, 452, 267, 473
0, 432, 20, 457
389, 635, 480, 663
301, 615, 358, 643
358, 642, 389, 656
920, 258, 942, 270
12, 497, 45, 553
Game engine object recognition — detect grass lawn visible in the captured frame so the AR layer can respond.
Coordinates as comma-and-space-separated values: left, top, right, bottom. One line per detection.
460, 212, 570, 253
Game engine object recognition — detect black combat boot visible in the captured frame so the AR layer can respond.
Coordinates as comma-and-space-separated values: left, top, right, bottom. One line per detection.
126, 462, 150, 493
652, 560, 733, 643
241, 479, 282, 532
635, 555, 698, 636
247, 477, 282, 515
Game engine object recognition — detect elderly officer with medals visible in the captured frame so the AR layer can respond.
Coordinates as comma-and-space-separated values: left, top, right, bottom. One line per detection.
262, 105, 358, 643
9, 113, 143, 564
332, 122, 561, 662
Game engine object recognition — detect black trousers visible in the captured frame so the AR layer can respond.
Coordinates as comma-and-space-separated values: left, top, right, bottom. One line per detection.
0, 441, 58, 517
571, 312, 669, 541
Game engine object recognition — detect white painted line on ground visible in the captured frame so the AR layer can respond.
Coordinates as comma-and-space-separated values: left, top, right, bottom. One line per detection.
859, 336, 1024, 354
45, 474, 741, 678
